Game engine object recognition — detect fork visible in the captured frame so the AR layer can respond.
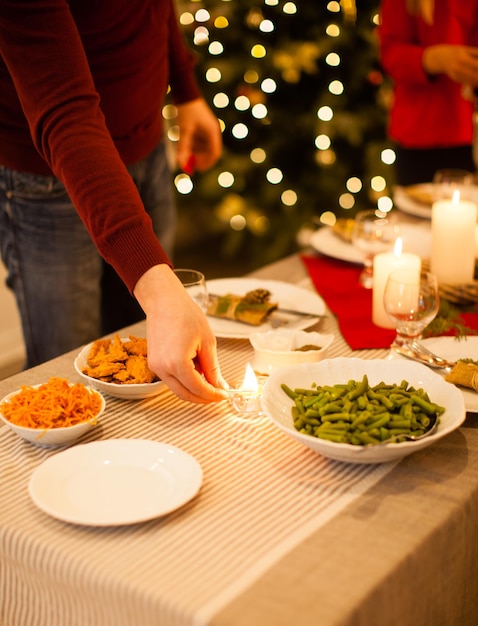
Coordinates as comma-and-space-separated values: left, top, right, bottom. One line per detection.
269, 313, 323, 328
391, 340, 455, 371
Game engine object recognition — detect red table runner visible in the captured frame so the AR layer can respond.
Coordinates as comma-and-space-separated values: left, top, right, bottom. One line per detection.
301, 254, 478, 351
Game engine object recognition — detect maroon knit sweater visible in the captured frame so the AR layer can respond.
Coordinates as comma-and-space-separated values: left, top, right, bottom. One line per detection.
0, 0, 201, 292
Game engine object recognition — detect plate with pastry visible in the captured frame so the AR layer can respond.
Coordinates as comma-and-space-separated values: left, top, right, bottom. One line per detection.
394, 183, 478, 219
309, 221, 432, 264
388, 335, 478, 412
205, 278, 326, 339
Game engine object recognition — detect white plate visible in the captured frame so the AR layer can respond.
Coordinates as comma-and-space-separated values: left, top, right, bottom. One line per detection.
393, 184, 434, 219
309, 222, 432, 264
309, 227, 363, 264
388, 336, 478, 413
261, 358, 465, 464
206, 278, 326, 339
29, 439, 203, 526
394, 183, 478, 219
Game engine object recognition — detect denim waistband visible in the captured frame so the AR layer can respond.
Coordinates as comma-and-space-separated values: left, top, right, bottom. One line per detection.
0, 165, 65, 194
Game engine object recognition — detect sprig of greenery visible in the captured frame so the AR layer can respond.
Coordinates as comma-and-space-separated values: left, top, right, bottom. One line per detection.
423, 299, 478, 339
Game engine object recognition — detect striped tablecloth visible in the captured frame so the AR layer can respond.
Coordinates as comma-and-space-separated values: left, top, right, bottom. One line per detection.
0, 263, 398, 626
2, 256, 477, 626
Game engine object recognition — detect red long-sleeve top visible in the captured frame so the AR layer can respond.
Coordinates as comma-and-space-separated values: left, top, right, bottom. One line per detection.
0, 0, 201, 292
378, 0, 478, 149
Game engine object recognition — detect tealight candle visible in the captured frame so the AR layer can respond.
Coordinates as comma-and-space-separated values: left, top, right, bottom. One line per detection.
228, 363, 265, 415
431, 190, 477, 284
372, 238, 421, 328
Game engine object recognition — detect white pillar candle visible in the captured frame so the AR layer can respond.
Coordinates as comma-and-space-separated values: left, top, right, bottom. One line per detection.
431, 191, 477, 284
372, 238, 421, 328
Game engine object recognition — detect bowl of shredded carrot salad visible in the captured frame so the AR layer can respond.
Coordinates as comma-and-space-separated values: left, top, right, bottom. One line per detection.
0, 377, 106, 447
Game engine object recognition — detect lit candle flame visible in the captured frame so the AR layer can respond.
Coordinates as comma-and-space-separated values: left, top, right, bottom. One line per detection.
393, 236, 403, 257
452, 189, 461, 204
241, 363, 259, 392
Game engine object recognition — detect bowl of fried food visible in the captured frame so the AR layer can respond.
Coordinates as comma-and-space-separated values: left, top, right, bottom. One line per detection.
0, 377, 105, 447
261, 358, 466, 464
74, 334, 164, 400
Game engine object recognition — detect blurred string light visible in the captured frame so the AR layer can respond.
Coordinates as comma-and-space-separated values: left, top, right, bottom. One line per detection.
213, 92, 229, 108
234, 95, 250, 111
259, 19, 274, 33
209, 41, 224, 55
218, 171, 234, 188
327, 1, 340, 12
250, 148, 266, 163
174, 173, 194, 195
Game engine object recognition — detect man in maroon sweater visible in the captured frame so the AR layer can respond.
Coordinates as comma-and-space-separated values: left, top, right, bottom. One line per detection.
0, 0, 227, 403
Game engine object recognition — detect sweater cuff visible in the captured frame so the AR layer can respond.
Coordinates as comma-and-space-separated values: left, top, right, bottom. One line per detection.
101, 225, 172, 294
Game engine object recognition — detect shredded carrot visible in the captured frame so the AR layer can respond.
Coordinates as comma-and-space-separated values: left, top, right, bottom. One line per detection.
0, 377, 103, 430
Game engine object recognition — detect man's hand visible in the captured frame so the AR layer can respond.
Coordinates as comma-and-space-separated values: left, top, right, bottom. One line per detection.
176, 98, 222, 173
134, 264, 229, 403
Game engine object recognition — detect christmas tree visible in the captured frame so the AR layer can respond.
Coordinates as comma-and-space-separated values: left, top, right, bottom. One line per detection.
171, 0, 390, 274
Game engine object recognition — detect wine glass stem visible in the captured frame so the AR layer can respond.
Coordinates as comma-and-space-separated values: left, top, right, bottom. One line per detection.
359, 257, 374, 289
393, 332, 422, 348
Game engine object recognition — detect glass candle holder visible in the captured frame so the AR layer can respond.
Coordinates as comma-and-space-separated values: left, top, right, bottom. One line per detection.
227, 374, 267, 416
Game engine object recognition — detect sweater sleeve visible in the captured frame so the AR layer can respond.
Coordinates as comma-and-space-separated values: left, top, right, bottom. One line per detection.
378, 0, 433, 85
0, 0, 171, 294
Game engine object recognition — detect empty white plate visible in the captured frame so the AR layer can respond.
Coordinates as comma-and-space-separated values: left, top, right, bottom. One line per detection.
29, 439, 203, 526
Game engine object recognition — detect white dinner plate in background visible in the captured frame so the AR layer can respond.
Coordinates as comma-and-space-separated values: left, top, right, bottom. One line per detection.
394, 183, 478, 219
29, 439, 203, 526
309, 222, 432, 264
206, 278, 326, 339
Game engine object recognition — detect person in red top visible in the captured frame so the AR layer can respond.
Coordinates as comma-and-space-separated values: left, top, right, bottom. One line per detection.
0, 0, 228, 404
378, 0, 478, 185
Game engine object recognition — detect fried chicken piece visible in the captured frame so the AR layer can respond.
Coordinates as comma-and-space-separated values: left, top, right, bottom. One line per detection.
123, 335, 148, 357
122, 355, 156, 384
83, 361, 125, 379
87, 338, 112, 363
87, 334, 128, 367
108, 334, 129, 362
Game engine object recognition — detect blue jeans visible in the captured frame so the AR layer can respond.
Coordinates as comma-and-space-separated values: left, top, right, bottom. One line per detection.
0, 140, 176, 368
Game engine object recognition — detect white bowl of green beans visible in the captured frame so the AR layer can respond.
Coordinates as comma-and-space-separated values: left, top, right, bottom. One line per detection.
260, 357, 466, 464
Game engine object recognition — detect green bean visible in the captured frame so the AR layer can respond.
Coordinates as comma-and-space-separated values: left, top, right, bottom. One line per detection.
367, 388, 394, 410
316, 432, 349, 443
347, 375, 369, 400
280, 383, 298, 400
366, 413, 391, 430
410, 394, 445, 415
321, 412, 354, 422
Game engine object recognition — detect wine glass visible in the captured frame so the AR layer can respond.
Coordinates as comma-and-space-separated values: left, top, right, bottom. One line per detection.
383, 269, 439, 350
351, 209, 399, 289
174, 268, 209, 313
433, 168, 475, 201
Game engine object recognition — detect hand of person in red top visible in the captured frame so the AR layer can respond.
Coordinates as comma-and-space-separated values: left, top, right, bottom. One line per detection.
133, 263, 229, 404
175, 98, 222, 173
423, 44, 478, 88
